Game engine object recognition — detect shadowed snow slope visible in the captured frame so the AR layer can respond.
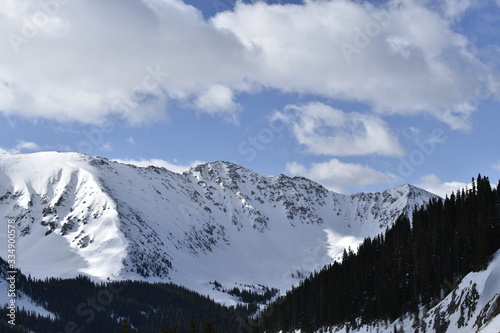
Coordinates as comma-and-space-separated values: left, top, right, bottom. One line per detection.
0, 152, 437, 304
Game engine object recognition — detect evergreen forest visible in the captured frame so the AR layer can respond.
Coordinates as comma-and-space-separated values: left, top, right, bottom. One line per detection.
0, 268, 251, 333
254, 175, 500, 332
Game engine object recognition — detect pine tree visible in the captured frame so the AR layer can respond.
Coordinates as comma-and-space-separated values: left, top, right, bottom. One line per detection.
188, 313, 199, 333
202, 321, 216, 333
121, 318, 129, 333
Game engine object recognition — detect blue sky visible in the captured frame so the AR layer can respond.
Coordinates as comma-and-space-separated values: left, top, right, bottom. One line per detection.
1, 0, 500, 196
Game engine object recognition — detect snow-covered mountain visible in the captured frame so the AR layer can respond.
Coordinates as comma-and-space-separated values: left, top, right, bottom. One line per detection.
0, 152, 437, 303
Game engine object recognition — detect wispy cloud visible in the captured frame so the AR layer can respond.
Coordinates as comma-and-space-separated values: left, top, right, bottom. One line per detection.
416, 174, 468, 197
493, 161, 500, 172
99, 143, 113, 152
0, 140, 42, 154
15, 140, 40, 151
286, 158, 397, 194
273, 102, 404, 157
442, 0, 473, 19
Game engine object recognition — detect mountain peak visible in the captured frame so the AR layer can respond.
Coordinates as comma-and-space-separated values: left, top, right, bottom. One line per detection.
388, 183, 439, 199
0, 152, 438, 304
186, 160, 251, 174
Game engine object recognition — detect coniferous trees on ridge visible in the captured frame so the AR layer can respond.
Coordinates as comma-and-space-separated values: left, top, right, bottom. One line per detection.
0, 263, 251, 333
256, 175, 500, 332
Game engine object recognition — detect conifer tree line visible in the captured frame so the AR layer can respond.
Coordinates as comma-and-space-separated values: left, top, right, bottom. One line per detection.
0, 264, 251, 333
256, 175, 500, 333
160, 313, 217, 333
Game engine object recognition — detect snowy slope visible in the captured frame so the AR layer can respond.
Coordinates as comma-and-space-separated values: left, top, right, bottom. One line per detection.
0, 152, 437, 304
0, 258, 56, 320
0, 277, 55, 320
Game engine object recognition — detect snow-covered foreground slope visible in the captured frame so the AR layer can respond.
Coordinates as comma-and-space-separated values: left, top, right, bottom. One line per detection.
0, 152, 437, 304
0, 269, 55, 320
303, 250, 500, 333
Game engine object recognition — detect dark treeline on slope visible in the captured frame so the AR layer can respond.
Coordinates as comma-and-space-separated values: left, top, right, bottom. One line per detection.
0, 263, 251, 333
256, 175, 500, 333
227, 286, 279, 305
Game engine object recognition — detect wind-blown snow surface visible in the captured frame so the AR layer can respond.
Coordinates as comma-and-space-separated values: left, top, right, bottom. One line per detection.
0, 152, 437, 305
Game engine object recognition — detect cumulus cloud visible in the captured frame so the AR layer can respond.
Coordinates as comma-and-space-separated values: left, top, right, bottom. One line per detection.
286, 158, 398, 193
273, 102, 404, 157
416, 173, 468, 197
0, 0, 494, 128
0, 0, 251, 125
214, 0, 492, 129
193, 84, 241, 121
114, 158, 204, 173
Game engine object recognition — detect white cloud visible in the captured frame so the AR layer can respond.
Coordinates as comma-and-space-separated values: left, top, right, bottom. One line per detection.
385, 35, 412, 58
416, 173, 468, 197
0, 140, 42, 154
493, 161, 500, 172
0, 0, 493, 128
273, 102, 404, 157
409, 127, 420, 135
0, 141, 76, 155
0, 0, 250, 125
15, 140, 40, 151
99, 143, 113, 152
113, 158, 204, 174
443, 0, 472, 19
213, 0, 491, 130
324, 229, 363, 262
286, 158, 398, 193
193, 84, 241, 121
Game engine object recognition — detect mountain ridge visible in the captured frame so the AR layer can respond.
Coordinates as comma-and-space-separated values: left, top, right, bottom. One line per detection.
0, 151, 437, 305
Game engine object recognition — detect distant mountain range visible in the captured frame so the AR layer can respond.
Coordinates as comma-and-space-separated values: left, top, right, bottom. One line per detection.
1, 152, 499, 333
0, 152, 437, 305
